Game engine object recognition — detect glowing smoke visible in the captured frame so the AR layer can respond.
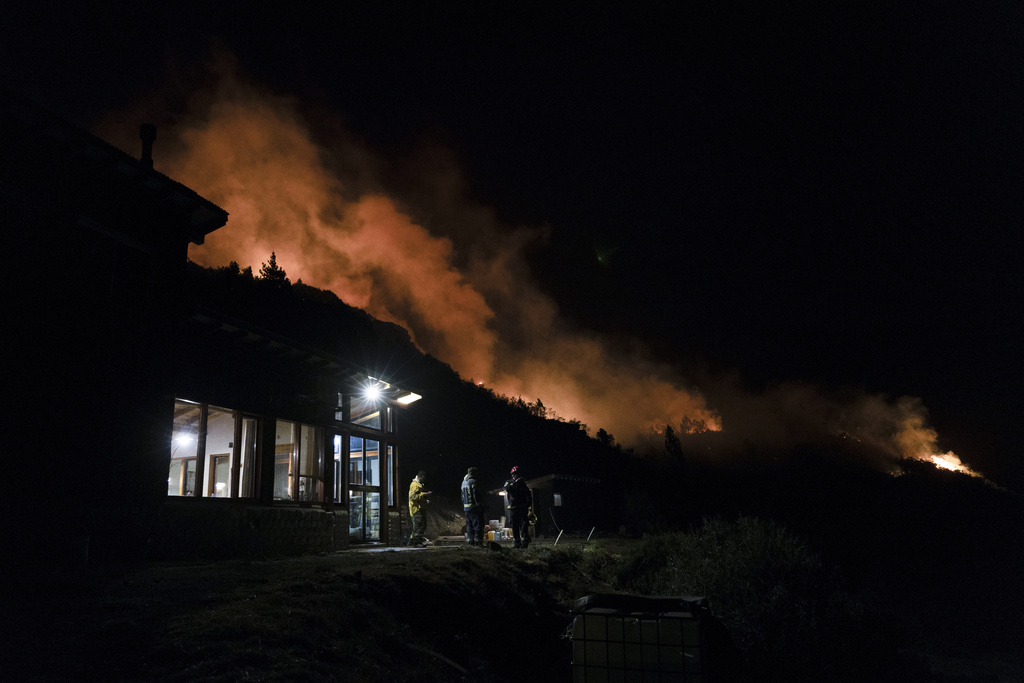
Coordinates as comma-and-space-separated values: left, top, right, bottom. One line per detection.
96, 58, 980, 477
683, 378, 983, 476
97, 64, 719, 444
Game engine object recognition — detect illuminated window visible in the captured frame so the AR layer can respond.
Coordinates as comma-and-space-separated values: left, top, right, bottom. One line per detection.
348, 437, 380, 486
274, 420, 296, 501
168, 399, 258, 499
351, 399, 382, 429
274, 420, 325, 502
297, 424, 324, 502
553, 493, 563, 507
387, 444, 395, 508
333, 434, 347, 504
349, 491, 381, 542
238, 416, 258, 498
205, 406, 233, 498
169, 400, 201, 496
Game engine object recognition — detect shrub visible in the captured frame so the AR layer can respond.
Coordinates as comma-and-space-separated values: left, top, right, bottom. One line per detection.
558, 518, 928, 682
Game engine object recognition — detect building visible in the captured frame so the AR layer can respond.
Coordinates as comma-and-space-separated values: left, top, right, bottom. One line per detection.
490, 473, 609, 540
2, 89, 421, 570
525, 474, 607, 538
164, 295, 423, 558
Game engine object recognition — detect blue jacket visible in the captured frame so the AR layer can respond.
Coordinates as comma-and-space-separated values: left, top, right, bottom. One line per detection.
461, 474, 482, 510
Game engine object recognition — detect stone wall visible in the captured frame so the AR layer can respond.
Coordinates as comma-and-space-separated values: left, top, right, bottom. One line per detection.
388, 509, 404, 546
153, 501, 354, 560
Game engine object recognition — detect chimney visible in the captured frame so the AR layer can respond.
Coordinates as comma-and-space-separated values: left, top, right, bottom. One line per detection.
139, 123, 156, 168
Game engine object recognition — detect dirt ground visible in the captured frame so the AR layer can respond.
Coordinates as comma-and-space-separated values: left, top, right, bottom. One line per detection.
1, 538, 610, 683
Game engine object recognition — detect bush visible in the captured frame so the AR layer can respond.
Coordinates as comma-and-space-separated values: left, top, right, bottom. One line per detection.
551, 518, 929, 682
618, 518, 823, 665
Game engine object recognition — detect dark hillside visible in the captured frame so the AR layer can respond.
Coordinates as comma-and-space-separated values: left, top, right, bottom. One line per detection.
620, 446, 1024, 662
184, 261, 626, 502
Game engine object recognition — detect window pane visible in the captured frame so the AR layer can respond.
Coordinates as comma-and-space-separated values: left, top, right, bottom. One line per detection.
366, 491, 380, 541
333, 434, 346, 504
210, 455, 230, 498
167, 460, 182, 496
169, 400, 201, 497
348, 490, 363, 541
365, 439, 380, 487
335, 438, 344, 501
204, 406, 233, 498
183, 459, 197, 497
351, 398, 381, 429
238, 417, 257, 498
298, 425, 323, 502
274, 420, 296, 500
348, 490, 381, 542
387, 445, 395, 508
349, 436, 364, 485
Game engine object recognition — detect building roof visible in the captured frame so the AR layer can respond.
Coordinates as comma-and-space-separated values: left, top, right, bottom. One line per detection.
1, 86, 228, 244
183, 306, 423, 406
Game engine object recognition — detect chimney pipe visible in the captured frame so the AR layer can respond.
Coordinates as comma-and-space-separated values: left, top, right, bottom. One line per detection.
139, 123, 156, 168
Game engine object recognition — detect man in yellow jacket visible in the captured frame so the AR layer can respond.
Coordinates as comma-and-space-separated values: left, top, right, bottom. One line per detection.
407, 470, 431, 547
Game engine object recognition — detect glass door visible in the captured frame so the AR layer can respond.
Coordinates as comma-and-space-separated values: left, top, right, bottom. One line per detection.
340, 435, 381, 542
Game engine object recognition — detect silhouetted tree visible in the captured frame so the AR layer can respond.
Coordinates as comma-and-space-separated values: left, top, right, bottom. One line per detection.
529, 398, 547, 419
596, 428, 615, 448
259, 251, 290, 287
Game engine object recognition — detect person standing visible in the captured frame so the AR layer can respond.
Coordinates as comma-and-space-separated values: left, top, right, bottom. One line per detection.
503, 466, 533, 549
407, 470, 431, 547
461, 467, 485, 547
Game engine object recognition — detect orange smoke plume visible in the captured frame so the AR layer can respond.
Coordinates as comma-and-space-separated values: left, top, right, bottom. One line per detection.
94, 56, 980, 479
98, 61, 719, 444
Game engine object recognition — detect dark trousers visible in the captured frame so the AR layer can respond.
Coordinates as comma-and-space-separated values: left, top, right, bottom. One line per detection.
509, 507, 531, 548
408, 510, 427, 545
465, 507, 484, 543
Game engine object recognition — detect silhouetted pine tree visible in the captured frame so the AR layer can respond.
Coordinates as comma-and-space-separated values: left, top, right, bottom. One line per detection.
258, 251, 290, 288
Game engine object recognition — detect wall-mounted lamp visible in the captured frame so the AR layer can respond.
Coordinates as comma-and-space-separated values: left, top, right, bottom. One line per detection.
397, 391, 422, 405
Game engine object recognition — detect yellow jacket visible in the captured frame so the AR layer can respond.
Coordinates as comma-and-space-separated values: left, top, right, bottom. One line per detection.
409, 478, 428, 514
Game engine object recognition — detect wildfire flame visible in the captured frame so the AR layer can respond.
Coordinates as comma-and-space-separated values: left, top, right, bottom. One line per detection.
925, 451, 981, 477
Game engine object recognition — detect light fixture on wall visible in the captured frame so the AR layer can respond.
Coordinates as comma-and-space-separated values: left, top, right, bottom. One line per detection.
363, 376, 420, 405
363, 382, 383, 402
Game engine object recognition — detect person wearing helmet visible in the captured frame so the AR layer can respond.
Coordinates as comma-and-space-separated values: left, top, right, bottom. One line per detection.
503, 466, 533, 549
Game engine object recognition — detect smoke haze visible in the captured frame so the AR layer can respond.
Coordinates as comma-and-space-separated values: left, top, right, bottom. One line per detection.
96, 56, 978, 476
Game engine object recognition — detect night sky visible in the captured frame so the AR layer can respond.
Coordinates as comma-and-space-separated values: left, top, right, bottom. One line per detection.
5, 3, 1023, 487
